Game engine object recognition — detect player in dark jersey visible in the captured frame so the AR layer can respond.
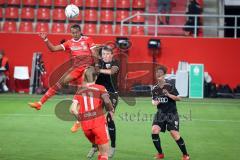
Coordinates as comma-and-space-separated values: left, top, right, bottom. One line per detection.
151, 65, 190, 160
89, 46, 119, 158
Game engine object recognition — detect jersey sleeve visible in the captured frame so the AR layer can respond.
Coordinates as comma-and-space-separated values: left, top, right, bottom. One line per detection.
86, 37, 95, 49
100, 86, 109, 98
172, 86, 179, 96
151, 85, 159, 100
61, 40, 71, 51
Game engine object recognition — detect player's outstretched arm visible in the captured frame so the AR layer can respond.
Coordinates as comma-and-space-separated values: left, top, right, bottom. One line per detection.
39, 33, 64, 52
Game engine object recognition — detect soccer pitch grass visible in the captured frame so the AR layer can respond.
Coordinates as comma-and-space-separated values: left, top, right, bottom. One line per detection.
0, 94, 240, 160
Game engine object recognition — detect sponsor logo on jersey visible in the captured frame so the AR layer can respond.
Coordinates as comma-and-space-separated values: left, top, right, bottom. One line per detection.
158, 97, 168, 103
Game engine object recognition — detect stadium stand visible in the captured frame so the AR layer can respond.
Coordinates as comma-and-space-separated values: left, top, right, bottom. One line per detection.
5, 7, 19, 21
101, 0, 115, 9
19, 21, 34, 32
2, 21, 17, 32
54, 0, 69, 8
38, 0, 52, 8
35, 22, 49, 32
0, 0, 202, 36
51, 23, 66, 33
22, 0, 37, 8
21, 7, 35, 21
6, 0, 21, 7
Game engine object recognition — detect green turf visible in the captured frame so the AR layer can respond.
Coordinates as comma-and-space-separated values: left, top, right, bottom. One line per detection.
0, 94, 240, 160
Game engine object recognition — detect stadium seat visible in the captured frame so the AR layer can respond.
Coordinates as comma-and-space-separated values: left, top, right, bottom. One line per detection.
36, 22, 50, 32
5, 7, 19, 20
100, 10, 114, 23
2, 21, 17, 32
22, 0, 37, 8
99, 24, 113, 35
132, 0, 146, 10
39, 0, 52, 8
101, 0, 114, 9
6, 0, 20, 7
51, 23, 66, 33
132, 10, 145, 23
19, 21, 34, 32
116, 0, 130, 10
115, 25, 129, 35
37, 8, 51, 22
14, 66, 30, 93
85, 0, 98, 9
0, 0, 4, 7
0, 8, 2, 21
54, 0, 68, 8
21, 7, 35, 21
83, 23, 97, 34
70, 0, 83, 9
52, 8, 66, 22
84, 9, 98, 23
131, 26, 145, 35
116, 10, 130, 23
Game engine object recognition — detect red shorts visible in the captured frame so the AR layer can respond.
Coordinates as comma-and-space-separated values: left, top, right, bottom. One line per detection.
83, 125, 109, 145
68, 66, 86, 84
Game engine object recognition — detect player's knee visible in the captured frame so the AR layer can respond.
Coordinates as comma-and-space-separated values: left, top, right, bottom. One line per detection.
170, 131, 180, 140
152, 125, 160, 134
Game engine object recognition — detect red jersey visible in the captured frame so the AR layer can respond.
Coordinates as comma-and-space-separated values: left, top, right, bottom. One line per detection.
61, 36, 95, 57
73, 84, 109, 130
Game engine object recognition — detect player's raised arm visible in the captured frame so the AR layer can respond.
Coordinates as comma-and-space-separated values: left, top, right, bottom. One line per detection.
39, 32, 64, 52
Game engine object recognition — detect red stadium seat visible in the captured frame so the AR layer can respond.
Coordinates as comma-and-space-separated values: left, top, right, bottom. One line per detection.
99, 24, 113, 35
36, 22, 49, 32
131, 26, 145, 35
2, 21, 17, 32
132, 0, 146, 10
116, 0, 130, 9
51, 23, 66, 33
84, 9, 98, 22
85, 0, 98, 9
21, 7, 35, 21
115, 25, 129, 35
116, 10, 130, 23
101, 0, 114, 9
5, 7, 19, 20
37, 8, 51, 22
0, 8, 2, 20
0, 0, 4, 7
6, 0, 20, 7
39, 0, 52, 8
83, 23, 97, 34
22, 0, 37, 7
100, 10, 114, 23
70, 0, 83, 9
52, 8, 66, 22
132, 10, 145, 23
19, 21, 34, 32
54, 0, 68, 8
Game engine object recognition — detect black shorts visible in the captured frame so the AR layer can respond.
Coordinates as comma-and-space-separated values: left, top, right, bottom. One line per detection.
152, 111, 179, 132
109, 92, 119, 110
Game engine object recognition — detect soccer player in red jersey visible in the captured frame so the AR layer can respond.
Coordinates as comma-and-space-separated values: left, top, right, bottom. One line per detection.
28, 24, 99, 110
70, 66, 114, 160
